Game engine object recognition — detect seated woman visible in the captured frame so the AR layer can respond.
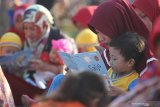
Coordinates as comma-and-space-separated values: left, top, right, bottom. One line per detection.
22, 4, 77, 88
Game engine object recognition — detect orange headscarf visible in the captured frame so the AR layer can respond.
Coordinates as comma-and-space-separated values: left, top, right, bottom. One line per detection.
31, 100, 86, 107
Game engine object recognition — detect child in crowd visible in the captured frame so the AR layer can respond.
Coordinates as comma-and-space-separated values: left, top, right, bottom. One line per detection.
0, 32, 22, 56
29, 38, 74, 89
75, 29, 98, 52
46, 39, 74, 95
8, 4, 28, 42
22, 38, 75, 105
0, 32, 23, 75
72, 6, 99, 53
31, 71, 108, 107
0, 32, 23, 106
108, 32, 145, 96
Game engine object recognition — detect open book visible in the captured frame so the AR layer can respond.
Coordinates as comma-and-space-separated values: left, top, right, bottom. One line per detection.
58, 51, 108, 75
59, 51, 112, 90
0, 49, 33, 69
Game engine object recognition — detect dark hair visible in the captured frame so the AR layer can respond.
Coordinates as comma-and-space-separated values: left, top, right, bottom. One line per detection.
109, 32, 146, 68
50, 71, 108, 107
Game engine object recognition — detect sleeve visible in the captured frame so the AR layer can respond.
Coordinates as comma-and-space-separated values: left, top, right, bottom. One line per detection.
128, 78, 139, 91
46, 74, 65, 96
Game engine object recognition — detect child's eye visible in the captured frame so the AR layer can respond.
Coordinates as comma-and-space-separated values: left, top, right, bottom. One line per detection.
113, 58, 117, 60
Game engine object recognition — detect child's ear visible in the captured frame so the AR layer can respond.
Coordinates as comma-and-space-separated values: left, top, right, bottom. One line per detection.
128, 58, 135, 67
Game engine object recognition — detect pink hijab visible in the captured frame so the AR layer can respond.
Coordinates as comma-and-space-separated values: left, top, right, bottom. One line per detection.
133, 0, 160, 23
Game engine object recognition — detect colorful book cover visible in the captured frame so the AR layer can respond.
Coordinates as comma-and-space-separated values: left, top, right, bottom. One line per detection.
58, 51, 108, 75
0, 49, 33, 68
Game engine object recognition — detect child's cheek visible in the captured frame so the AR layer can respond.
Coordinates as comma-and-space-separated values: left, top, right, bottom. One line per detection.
57, 54, 64, 65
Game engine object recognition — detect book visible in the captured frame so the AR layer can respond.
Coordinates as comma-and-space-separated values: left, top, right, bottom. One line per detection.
0, 49, 33, 69
59, 51, 112, 90
58, 51, 108, 75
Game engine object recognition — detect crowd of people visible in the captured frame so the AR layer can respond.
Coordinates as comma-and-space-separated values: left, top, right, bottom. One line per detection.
0, 0, 160, 107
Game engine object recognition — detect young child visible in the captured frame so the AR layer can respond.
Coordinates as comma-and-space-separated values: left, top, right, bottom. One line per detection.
31, 72, 108, 107
75, 29, 98, 52
49, 39, 74, 66
0, 32, 23, 106
29, 38, 74, 89
0, 32, 22, 56
21, 38, 74, 105
108, 32, 145, 96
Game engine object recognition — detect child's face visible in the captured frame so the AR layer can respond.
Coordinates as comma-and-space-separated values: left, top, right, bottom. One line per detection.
109, 47, 132, 73
23, 22, 42, 43
1, 46, 20, 56
15, 15, 23, 31
49, 49, 64, 65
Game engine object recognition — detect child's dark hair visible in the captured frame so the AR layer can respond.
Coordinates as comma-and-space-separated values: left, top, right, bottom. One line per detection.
48, 71, 108, 107
109, 32, 146, 69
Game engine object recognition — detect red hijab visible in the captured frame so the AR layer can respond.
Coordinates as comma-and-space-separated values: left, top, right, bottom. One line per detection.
88, 0, 152, 72
150, 16, 160, 55
72, 6, 98, 28
133, 0, 160, 23
88, 0, 149, 40
139, 16, 160, 80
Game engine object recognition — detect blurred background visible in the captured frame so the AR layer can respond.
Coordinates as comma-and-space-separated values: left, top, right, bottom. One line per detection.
0, 0, 105, 38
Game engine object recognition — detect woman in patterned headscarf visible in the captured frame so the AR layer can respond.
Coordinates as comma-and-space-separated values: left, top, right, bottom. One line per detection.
23, 4, 77, 89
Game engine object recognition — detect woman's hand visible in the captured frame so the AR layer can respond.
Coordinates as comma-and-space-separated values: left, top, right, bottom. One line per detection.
29, 59, 64, 74
29, 59, 47, 71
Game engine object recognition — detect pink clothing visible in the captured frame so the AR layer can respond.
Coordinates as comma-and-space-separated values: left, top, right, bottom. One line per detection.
0, 67, 15, 107
52, 39, 73, 54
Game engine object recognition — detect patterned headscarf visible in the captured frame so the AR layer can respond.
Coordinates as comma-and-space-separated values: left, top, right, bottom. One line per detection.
23, 4, 54, 34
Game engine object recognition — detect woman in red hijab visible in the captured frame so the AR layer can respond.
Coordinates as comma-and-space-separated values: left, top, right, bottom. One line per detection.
88, 0, 156, 77
140, 16, 160, 81
150, 16, 160, 59
133, 0, 160, 24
